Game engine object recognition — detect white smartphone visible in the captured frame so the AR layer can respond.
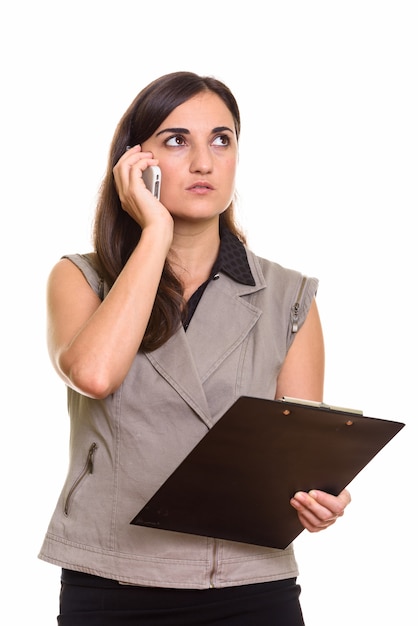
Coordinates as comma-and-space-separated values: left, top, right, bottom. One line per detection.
142, 165, 161, 200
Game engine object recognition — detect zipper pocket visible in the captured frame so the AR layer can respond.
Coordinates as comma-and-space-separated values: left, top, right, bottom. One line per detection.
291, 276, 307, 333
64, 442, 97, 515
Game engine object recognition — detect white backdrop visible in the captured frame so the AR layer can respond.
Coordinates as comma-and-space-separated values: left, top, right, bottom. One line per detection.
1, 1, 416, 624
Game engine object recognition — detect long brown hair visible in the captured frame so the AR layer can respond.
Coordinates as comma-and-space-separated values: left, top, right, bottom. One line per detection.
93, 71, 245, 351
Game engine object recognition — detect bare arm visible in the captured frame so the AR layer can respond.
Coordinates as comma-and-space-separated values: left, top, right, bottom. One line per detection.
275, 297, 325, 402
47, 147, 174, 399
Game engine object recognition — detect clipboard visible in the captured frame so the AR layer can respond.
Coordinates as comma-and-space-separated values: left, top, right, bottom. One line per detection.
131, 396, 405, 549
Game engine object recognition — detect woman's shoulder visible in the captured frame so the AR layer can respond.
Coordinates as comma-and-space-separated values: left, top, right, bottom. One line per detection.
246, 247, 317, 285
62, 251, 98, 269
246, 248, 319, 317
60, 252, 105, 299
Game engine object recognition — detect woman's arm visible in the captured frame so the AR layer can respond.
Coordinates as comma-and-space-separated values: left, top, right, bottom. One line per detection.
47, 148, 174, 399
47, 224, 172, 400
275, 297, 325, 402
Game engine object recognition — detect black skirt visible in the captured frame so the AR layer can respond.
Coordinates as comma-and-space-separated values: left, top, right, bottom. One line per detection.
58, 569, 305, 625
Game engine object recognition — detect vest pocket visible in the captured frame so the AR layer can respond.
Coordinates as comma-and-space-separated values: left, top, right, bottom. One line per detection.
64, 442, 98, 515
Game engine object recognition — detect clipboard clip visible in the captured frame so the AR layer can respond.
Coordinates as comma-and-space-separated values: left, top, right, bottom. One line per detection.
281, 396, 363, 416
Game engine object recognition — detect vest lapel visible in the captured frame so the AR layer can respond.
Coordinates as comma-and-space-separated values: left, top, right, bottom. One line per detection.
185, 277, 262, 382
145, 330, 213, 426
145, 259, 265, 427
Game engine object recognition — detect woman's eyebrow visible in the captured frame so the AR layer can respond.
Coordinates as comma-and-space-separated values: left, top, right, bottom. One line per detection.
156, 127, 189, 137
155, 125, 234, 137
213, 126, 234, 134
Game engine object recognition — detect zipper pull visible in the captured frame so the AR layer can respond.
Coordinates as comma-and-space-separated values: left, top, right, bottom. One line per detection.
291, 302, 300, 333
88, 442, 98, 474
291, 276, 307, 333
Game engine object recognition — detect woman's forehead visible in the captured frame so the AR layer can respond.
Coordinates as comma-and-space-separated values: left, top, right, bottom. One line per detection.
158, 92, 235, 133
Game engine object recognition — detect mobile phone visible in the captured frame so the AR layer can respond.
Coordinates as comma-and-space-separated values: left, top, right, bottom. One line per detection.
142, 165, 161, 200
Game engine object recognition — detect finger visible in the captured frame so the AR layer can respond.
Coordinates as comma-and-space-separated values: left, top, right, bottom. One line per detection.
124, 144, 143, 155
116, 146, 154, 171
308, 488, 351, 516
292, 504, 340, 533
290, 491, 342, 524
114, 150, 158, 198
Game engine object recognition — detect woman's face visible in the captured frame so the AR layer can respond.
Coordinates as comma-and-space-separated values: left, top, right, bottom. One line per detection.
141, 91, 238, 224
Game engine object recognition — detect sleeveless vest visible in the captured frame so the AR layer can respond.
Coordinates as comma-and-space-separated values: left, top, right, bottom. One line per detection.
38, 248, 318, 589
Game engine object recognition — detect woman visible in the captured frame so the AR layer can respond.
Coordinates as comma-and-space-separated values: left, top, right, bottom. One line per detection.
39, 71, 350, 625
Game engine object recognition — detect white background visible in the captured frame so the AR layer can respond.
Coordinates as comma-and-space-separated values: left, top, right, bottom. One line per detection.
1, 1, 417, 624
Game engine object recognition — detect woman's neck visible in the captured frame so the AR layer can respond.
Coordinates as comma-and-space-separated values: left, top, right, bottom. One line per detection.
169, 220, 221, 298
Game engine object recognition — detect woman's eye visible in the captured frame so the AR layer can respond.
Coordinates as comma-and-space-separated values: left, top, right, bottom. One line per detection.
212, 134, 230, 146
165, 135, 186, 147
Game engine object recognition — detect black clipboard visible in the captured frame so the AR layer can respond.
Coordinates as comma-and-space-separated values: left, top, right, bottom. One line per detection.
131, 396, 405, 549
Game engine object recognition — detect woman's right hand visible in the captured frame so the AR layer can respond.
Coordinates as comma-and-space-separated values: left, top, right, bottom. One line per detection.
113, 145, 173, 232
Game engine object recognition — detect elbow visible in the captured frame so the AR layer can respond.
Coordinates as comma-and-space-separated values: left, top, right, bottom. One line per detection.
58, 353, 118, 399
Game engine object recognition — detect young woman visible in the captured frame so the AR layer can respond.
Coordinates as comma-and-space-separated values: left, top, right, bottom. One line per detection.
39, 71, 350, 625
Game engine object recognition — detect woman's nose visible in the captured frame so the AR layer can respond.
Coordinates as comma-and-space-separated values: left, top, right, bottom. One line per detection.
189, 145, 213, 174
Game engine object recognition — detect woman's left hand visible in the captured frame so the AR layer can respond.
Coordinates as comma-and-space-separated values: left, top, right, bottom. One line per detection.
290, 488, 351, 532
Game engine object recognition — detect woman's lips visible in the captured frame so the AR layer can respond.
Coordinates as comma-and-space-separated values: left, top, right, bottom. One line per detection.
186, 181, 214, 192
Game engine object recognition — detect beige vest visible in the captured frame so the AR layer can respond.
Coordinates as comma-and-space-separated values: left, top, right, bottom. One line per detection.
38, 249, 318, 589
